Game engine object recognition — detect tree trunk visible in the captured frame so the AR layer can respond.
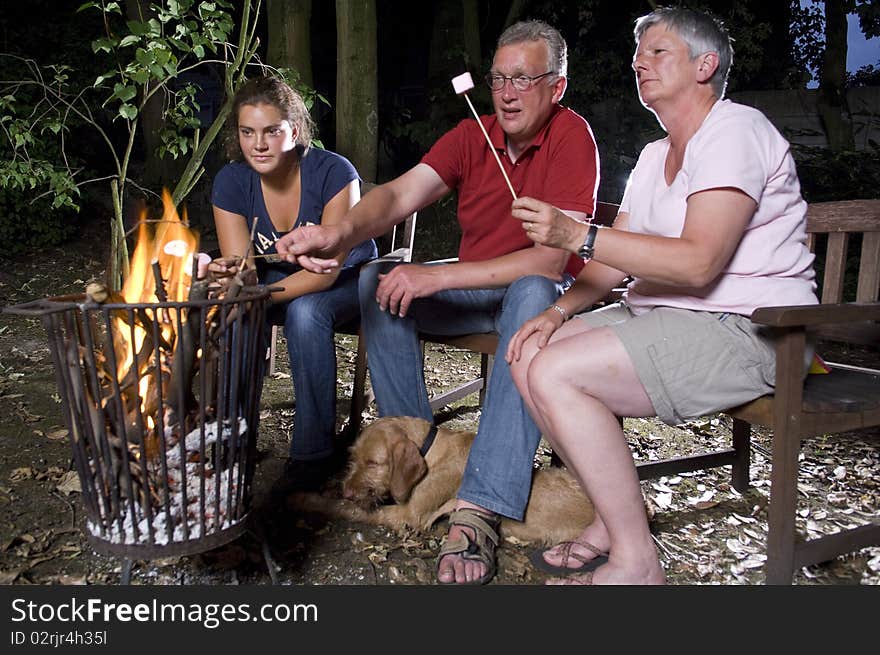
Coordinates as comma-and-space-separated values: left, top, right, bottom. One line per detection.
462, 0, 481, 70
503, 0, 529, 29
428, 1, 457, 83
817, 0, 855, 151
267, 0, 313, 87
335, 0, 378, 181
125, 0, 172, 190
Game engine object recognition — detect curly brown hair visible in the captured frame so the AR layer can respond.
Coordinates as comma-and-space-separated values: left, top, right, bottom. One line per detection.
223, 76, 316, 160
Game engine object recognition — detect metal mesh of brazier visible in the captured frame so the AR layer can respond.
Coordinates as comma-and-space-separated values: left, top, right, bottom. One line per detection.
4, 287, 270, 559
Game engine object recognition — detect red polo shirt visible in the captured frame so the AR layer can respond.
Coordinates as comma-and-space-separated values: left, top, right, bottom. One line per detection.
421, 104, 599, 276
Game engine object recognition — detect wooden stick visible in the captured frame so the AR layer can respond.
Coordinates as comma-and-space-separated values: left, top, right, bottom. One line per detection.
462, 93, 517, 200
151, 259, 168, 302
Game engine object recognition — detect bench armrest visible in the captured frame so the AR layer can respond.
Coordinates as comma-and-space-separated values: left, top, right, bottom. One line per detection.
751, 302, 880, 327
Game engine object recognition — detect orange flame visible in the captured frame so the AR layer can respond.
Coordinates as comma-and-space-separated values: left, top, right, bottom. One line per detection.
115, 190, 200, 401
123, 190, 199, 303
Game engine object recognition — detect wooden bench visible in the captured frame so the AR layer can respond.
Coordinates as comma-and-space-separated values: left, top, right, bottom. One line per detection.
423, 198, 880, 584
621, 199, 879, 583
722, 199, 880, 583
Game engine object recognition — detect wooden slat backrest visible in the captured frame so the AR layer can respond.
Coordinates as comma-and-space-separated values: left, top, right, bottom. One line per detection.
390, 212, 417, 261
593, 201, 620, 227
724, 199, 880, 583
361, 182, 417, 263
806, 199, 880, 304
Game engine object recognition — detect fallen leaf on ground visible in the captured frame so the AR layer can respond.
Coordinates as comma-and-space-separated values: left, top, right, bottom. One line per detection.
409, 557, 432, 584
10, 467, 36, 481
367, 550, 387, 565
55, 574, 87, 585
653, 492, 673, 509
45, 428, 68, 441
387, 565, 404, 583
55, 471, 81, 495
0, 569, 22, 584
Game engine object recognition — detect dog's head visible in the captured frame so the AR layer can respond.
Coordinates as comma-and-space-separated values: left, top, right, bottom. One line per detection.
342, 416, 430, 507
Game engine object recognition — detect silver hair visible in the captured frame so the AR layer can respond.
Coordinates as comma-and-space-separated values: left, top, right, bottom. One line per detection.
496, 19, 568, 79
634, 7, 733, 98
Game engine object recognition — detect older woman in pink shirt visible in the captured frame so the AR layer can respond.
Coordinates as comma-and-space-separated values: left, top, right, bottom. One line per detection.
506, 6, 817, 584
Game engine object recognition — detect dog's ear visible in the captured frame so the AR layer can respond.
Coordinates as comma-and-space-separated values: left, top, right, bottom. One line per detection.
388, 437, 427, 503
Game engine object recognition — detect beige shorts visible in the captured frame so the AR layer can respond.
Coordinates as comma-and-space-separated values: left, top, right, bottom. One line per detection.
574, 303, 812, 426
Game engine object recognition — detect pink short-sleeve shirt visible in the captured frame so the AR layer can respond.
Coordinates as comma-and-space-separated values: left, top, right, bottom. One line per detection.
620, 100, 817, 316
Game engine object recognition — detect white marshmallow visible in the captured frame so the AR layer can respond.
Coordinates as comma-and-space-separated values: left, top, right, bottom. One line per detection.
451, 72, 474, 95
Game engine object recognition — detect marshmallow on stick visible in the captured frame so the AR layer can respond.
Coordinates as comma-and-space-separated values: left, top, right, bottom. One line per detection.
451, 72, 517, 200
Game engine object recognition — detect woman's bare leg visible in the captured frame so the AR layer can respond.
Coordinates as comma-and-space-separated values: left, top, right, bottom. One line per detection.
527, 327, 665, 584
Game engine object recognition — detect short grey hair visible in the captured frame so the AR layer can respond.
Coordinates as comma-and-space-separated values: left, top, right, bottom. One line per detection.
496, 19, 568, 79
634, 7, 733, 98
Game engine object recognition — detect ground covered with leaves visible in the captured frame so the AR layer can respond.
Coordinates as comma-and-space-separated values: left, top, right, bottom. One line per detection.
0, 221, 877, 586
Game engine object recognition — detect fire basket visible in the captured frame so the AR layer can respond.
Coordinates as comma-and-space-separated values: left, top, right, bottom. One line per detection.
5, 284, 270, 561
2, 187, 278, 580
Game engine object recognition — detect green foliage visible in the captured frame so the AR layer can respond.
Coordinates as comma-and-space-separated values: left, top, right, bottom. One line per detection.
793, 0, 880, 87
157, 83, 201, 158
81, 0, 235, 151
0, 186, 79, 258
0, 72, 81, 254
0, 0, 265, 288
275, 67, 332, 148
791, 0, 826, 87
854, 0, 880, 38
847, 63, 880, 86
792, 145, 880, 202
0, 63, 85, 217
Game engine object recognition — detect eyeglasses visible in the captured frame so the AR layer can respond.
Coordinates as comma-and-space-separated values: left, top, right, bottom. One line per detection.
484, 71, 555, 92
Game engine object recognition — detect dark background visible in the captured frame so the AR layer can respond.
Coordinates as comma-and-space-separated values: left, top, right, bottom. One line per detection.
0, 1, 878, 256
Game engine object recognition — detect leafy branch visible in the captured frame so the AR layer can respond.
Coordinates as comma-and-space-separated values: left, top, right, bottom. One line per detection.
0, 0, 265, 289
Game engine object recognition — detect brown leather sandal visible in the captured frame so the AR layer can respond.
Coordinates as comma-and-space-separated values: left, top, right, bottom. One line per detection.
529, 540, 608, 574
436, 508, 500, 585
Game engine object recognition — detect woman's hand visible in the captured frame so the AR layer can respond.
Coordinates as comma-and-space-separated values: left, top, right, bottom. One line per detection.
206, 256, 239, 293
207, 255, 241, 277
511, 197, 589, 253
206, 256, 257, 294
505, 307, 565, 363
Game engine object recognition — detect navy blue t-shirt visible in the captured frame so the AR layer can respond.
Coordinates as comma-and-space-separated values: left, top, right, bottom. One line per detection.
211, 147, 376, 278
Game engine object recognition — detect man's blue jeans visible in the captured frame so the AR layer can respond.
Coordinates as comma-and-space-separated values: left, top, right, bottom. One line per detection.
264, 266, 362, 461
358, 261, 568, 520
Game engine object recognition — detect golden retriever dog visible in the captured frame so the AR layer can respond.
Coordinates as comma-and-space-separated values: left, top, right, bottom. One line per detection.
290, 416, 595, 545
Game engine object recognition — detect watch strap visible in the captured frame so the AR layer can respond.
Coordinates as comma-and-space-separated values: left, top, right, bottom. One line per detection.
578, 223, 599, 260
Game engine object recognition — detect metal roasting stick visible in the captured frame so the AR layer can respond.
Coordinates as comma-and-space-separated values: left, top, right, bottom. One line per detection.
451, 72, 517, 200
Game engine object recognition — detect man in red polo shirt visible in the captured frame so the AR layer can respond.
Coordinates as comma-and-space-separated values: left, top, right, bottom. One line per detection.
276, 19, 599, 585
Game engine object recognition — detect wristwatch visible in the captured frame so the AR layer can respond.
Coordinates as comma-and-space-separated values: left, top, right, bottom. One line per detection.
577, 224, 599, 261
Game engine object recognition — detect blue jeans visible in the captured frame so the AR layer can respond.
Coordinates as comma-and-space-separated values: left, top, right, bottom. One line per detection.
264, 266, 363, 461
358, 261, 569, 520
